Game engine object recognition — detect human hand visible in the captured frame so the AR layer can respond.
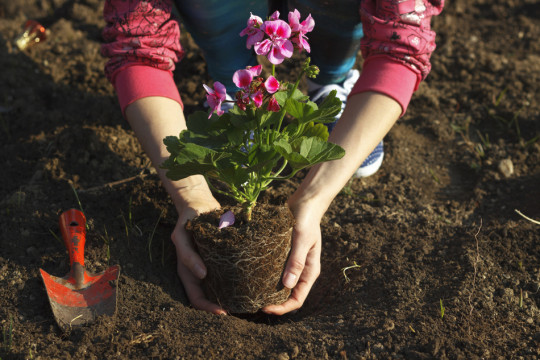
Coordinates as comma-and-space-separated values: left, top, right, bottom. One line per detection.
171, 194, 227, 315
262, 197, 323, 315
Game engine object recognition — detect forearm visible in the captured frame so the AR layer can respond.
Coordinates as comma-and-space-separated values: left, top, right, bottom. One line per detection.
125, 96, 216, 212
289, 91, 401, 221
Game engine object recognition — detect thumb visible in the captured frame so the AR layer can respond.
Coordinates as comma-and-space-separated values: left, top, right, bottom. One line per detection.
282, 229, 311, 289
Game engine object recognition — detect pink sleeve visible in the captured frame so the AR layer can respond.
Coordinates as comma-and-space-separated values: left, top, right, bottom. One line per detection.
350, 0, 445, 115
101, 0, 184, 114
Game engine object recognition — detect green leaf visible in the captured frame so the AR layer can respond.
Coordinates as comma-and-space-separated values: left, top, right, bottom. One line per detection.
162, 143, 231, 180
230, 113, 257, 130
215, 163, 250, 187
274, 136, 345, 169
186, 111, 229, 133
310, 89, 342, 124
285, 98, 316, 122
301, 122, 329, 141
163, 136, 183, 156
257, 107, 282, 128
179, 129, 229, 150
274, 86, 308, 107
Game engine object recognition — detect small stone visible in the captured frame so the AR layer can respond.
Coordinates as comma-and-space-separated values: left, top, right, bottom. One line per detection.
384, 320, 395, 331
277, 352, 290, 360
291, 345, 299, 358
372, 343, 384, 353
498, 158, 514, 178
526, 318, 533, 324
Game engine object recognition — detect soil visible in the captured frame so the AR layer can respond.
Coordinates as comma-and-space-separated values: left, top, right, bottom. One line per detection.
0, 0, 539, 359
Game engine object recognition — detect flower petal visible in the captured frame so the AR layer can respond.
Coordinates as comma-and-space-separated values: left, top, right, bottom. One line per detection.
247, 64, 262, 77
218, 210, 235, 229
269, 10, 280, 21
213, 81, 227, 100
251, 91, 264, 108
267, 96, 281, 112
288, 9, 301, 31
264, 76, 280, 94
232, 69, 253, 89
254, 38, 272, 56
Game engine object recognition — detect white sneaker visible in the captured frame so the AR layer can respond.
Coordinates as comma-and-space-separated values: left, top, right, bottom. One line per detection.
354, 141, 384, 178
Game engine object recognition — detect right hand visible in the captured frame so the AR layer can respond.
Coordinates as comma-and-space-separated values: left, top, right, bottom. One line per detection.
171, 194, 227, 315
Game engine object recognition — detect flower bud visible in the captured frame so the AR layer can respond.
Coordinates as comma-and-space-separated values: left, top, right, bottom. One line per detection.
302, 57, 320, 78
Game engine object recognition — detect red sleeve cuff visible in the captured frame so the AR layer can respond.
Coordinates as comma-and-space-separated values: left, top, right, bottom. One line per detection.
350, 56, 420, 116
114, 65, 183, 116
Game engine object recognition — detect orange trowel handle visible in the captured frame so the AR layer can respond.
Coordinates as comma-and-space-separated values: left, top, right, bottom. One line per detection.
59, 209, 86, 267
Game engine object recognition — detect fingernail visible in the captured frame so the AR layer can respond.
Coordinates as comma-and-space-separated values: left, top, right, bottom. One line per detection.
283, 273, 297, 289
194, 264, 206, 279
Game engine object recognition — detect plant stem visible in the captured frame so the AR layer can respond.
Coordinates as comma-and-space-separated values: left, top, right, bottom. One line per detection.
273, 71, 304, 143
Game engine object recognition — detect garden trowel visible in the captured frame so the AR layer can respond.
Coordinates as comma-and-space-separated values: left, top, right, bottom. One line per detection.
40, 209, 120, 330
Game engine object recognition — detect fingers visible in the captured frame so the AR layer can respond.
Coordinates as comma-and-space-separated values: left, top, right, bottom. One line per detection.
176, 261, 226, 315
282, 226, 321, 289
263, 228, 321, 315
171, 219, 207, 279
172, 214, 226, 315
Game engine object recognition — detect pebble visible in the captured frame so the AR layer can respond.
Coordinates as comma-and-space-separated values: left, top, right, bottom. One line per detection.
277, 352, 290, 360
291, 345, 299, 358
498, 158, 514, 178
384, 320, 395, 331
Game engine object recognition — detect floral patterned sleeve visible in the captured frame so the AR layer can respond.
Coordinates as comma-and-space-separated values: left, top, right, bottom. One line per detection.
351, 0, 445, 115
101, 0, 184, 113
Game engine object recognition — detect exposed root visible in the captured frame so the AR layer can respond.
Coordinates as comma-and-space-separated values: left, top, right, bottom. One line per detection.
195, 227, 292, 313
514, 209, 540, 225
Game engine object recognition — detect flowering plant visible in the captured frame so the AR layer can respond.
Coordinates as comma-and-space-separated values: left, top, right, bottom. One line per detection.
162, 10, 345, 221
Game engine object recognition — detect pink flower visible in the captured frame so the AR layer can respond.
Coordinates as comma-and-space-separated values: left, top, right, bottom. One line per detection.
268, 10, 280, 21
267, 96, 280, 112
288, 9, 314, 53
247, 64, 262, 77
251, 90, 264, 108
203, 81, 227, 118
254, 20, 293, 65
264, 76, 280, 94
239, 13, 264, 49
232, 69, 254, 90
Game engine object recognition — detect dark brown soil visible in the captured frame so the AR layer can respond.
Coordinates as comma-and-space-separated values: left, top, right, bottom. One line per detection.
1, 1, 539, 359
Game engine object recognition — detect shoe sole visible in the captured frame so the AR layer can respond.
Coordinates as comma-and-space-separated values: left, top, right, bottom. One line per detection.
354, 152, 384, 178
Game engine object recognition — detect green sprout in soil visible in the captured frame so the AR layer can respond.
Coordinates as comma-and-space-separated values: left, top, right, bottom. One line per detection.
475, 130, 490, 150
48, 228, 62, 246
440, 299, 445, 319
147, 210, 164, 263
99, 225, 112, 265
2, 315, 13, 351
428, 168, 440, 184
119, 195, 142, 246
341, 261, 361, 283
70, 183, 89, 230
339, 178, 355, 196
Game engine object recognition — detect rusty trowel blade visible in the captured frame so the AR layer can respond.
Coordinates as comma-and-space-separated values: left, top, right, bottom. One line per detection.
40, 265, 120, 330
